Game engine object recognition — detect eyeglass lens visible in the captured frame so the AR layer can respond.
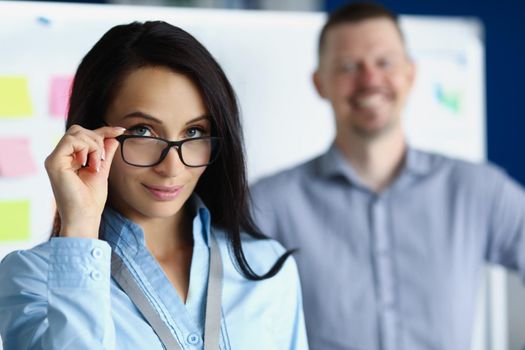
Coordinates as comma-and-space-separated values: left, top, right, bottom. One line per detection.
122, 137, 214, 167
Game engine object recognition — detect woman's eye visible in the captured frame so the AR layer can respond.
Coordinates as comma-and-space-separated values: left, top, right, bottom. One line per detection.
126, 125, 152, 136
186, 127, 205, 138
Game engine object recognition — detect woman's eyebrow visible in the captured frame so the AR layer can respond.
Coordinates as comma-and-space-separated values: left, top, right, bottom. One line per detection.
185, 115, 211, 125
122, 111, 163, 124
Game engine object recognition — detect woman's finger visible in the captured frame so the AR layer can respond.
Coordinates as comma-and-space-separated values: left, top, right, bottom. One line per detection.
74, 133, 105, 170
93, 126, 127, 138
74, 147, 89, 169
99, 138, 120, 175
86, 148, 102, 172
78, 126, 126, 170
68, 127, 105, 156
47, 125, 125, 173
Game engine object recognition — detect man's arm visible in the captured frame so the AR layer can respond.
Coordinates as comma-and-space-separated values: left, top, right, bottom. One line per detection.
485, 169, 525, 274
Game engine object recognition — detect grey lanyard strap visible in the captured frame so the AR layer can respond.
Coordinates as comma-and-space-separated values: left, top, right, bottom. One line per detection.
111, 235, 223, 350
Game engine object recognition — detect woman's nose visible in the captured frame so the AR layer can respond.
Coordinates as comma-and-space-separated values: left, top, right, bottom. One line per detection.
153, 146, 185, 176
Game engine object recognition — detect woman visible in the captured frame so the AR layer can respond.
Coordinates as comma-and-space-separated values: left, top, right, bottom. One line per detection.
0, 21, 307, 349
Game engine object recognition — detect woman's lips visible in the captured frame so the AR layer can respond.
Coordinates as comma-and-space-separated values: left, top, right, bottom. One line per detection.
143, 184, 183, 201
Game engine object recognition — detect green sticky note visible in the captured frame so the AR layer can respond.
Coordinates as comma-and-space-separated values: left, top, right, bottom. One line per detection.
0, 76, 33, 117
435, 84, 462, 115
0, 200, 30, 241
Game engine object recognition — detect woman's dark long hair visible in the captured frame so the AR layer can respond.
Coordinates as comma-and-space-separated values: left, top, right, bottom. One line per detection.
51, 21, 292, 280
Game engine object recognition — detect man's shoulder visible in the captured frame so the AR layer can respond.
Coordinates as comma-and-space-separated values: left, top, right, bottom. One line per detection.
413, 148, 509, 183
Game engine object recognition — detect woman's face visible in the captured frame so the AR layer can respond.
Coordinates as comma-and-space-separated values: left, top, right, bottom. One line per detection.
105, 66, 210, 224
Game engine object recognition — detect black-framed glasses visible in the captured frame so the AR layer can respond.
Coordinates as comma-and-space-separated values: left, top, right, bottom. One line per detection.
115, 134, 221, 168
102, 122, 221, 167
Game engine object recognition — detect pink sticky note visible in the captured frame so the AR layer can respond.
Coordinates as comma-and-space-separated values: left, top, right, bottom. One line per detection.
49, 76, 73, 119
0, 138, 37, 177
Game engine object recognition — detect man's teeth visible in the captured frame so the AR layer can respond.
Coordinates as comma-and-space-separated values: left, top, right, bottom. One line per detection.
355, 94, 384, 108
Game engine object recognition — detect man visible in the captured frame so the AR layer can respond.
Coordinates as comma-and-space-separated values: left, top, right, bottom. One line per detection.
251, 2, 525, 350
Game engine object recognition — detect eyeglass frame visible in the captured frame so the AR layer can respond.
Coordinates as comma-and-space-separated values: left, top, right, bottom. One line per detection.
102, 121, 222, 168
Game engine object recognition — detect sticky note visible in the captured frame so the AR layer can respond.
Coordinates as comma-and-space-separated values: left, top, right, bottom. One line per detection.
0, 200, 30, 241
49, 76, 73, 119
0, 138, 37, 177
0, 76, 33, 117
435, 84, 462, 115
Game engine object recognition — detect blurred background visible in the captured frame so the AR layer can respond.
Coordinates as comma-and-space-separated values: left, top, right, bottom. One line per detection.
1, 0, 524, 349
83, 0, 524, 213
93, 0, 525, 192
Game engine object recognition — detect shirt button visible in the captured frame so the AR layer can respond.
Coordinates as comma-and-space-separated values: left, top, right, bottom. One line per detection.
91, 247, 103, 259
90, 270, 102, 281
186, 333, 201, 345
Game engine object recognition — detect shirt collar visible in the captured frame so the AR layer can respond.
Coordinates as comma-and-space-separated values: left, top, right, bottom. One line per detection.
318, 143, 362, 185
318, 143, 435, 185
189, 195, 213, 248
101, 194, 213, 253
403, 146, 435, 176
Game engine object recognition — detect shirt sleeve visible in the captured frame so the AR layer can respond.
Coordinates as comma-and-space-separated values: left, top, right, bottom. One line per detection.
0, 237, 116, 350
485, 169, 525, 276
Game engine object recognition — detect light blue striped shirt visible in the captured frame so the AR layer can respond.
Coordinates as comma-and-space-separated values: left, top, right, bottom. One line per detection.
251, 144, 525, 350
0, 198, 308, 349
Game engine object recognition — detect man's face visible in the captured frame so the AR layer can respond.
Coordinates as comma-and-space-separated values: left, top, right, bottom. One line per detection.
314, 18, 415, 140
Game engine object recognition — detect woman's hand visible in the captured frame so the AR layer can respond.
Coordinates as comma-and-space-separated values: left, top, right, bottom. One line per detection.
45, 125, 125, 238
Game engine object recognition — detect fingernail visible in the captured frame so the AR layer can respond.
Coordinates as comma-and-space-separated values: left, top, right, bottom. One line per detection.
113, 127, 126, 132
101, 149, 106, 161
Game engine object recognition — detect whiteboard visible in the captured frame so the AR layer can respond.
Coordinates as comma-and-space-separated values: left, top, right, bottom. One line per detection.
0, 1, 325, 257
0, 2, 494, 349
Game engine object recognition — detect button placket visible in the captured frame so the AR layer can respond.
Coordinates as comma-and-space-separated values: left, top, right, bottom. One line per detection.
371, 196, 398, 350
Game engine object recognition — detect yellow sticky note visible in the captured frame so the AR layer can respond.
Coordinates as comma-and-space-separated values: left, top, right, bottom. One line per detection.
0, 76, 33, 117
0, 200, 30, 241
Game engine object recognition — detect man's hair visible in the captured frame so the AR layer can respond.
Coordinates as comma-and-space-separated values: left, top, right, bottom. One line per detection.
318, 1, 403, 55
